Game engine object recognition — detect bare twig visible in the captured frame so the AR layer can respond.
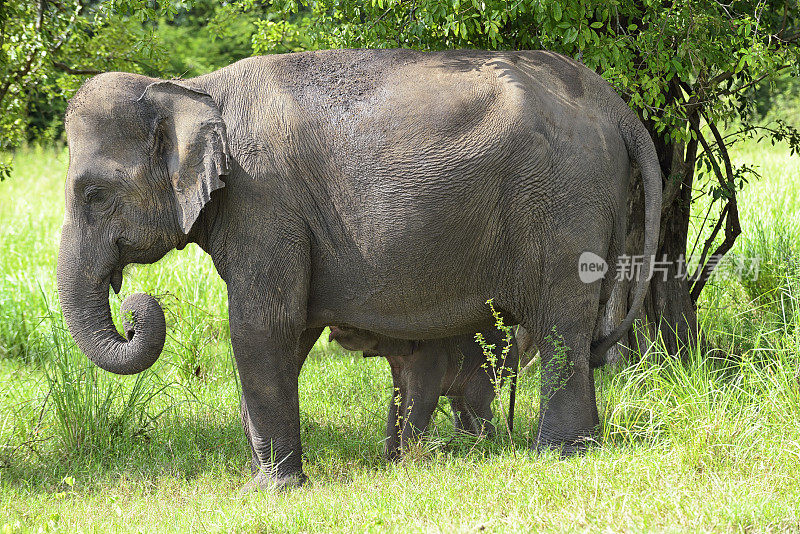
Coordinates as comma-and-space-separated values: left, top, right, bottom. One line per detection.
689, 198, 740, 302
1, 389, 53, 467
689, 199, 718, 263
49, 2, 81, 53
692, 202, 729, 277
34, 388, 51, 436
688, 118, 741, 301
719, 65, 792, 97
779, 0, 789, 37
397, 0, 417, 46
706, 113, 735, 181
774, 30, 800, 44
368, 4, 397, 30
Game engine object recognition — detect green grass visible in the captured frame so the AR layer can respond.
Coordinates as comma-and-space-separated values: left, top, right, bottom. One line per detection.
1, 144, 799, 532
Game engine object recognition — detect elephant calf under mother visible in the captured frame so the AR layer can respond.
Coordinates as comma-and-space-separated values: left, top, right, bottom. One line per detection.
57, 48, 661, 490
328, 325, 520, 459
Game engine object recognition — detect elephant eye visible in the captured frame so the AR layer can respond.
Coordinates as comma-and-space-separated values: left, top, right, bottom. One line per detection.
84, 185, 105, 204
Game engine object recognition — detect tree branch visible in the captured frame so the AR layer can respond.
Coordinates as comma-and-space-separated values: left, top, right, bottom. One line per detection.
779, 0, 789, 38
36, 0, 46, 32
719, 65, 792, 97
775, 30, 800, 44
707, 69, 735, 88
706, 116, 735, 183
690, 201, 727, 281
688, 118, 742, 302
368, 4, 397, 30
663, 84, 699, 219
689, 196, 740, 302
688, 198, 717, 264
49, 2, 81, 54
52, 61, 102, 75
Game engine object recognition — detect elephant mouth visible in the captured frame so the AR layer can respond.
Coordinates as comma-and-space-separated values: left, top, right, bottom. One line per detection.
110, 268, 123, 294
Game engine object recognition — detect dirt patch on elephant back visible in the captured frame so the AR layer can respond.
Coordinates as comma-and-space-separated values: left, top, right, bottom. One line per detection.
275, 49, 421, 113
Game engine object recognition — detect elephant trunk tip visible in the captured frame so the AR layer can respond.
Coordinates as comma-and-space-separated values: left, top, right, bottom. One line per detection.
117, 292, 166, 373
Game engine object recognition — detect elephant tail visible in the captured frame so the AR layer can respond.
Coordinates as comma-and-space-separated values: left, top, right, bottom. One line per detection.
590, 114, 662, 362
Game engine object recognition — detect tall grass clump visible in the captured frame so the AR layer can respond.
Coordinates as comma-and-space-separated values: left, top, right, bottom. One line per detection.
736, 217, 800, 324
40, 293, 174, 459
694, 139, 800, 355
601, 322, 800, 477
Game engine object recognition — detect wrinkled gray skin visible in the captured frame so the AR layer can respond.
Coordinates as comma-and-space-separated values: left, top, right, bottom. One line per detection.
56, 49, 661, 490
328, 325, 518, 459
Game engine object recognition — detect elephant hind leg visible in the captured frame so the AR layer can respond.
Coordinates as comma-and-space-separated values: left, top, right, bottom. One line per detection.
527, 294, 601, 455
517, 248, 605, 454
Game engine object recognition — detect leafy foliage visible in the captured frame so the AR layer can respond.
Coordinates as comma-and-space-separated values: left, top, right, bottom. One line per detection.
0, 0, 320, 181
155, 0, 312, 78
256, 0, 799, 137
752, 70, 800, 126
0, 0, 180, 178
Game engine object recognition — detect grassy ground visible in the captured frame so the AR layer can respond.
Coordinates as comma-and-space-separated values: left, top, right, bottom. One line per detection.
0, 144, 799, 532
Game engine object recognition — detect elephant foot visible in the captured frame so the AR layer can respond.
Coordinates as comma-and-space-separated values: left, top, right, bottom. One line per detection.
241, 470, 307, 493
534, 436, 594, 458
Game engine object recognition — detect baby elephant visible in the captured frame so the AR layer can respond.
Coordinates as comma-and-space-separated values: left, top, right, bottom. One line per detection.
328, 326, 519, 459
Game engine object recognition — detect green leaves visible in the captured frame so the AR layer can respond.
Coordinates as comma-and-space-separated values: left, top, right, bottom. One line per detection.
0, 0, 190, 176
237, 0, 800, 173
552, 2, 562, 22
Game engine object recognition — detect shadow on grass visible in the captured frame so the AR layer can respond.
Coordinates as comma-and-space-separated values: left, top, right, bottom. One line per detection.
2, 404, 539, 494
1, 411, 250, 493
0, 410, 382, 492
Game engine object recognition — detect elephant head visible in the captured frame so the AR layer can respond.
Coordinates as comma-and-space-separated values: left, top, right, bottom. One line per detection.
57, 72, 229, 374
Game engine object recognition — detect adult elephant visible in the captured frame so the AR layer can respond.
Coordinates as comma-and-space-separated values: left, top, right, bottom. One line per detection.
57, 49, 661, 490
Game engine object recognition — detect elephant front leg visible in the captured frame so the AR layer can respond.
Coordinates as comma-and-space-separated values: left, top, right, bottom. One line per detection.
239, 328, 321, 482
221, 222, 313, 491
234, 323, 307, 490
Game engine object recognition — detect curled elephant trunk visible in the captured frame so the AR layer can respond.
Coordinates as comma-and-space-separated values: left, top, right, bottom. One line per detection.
56, 227, 165, 375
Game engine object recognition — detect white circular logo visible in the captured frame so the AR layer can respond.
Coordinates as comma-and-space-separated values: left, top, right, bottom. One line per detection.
578, 252, 608, 284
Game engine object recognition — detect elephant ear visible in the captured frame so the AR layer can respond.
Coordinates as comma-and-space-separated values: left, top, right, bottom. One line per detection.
139, 80, 230, 235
